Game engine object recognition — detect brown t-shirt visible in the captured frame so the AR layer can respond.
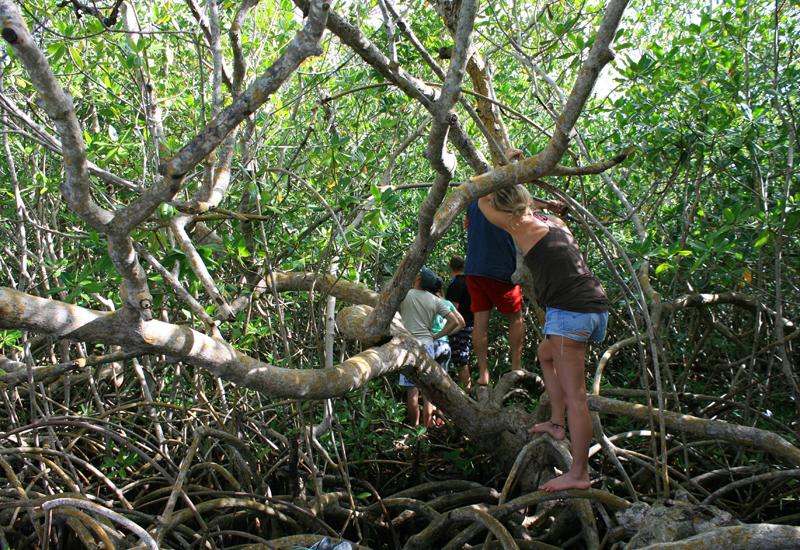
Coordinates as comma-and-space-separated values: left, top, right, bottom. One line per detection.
523, 225, 608, 313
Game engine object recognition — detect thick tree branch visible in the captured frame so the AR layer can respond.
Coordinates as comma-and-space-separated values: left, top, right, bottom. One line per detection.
0, 285, 409, 398
0, 282, 467, 402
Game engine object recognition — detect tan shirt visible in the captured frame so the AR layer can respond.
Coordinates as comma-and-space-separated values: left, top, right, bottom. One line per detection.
399, 289, 452, 345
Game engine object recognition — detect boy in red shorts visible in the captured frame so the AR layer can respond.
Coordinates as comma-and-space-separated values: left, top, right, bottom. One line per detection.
464, 201, 524, 386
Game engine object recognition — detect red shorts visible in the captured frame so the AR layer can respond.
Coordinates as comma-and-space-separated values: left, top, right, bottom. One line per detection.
466, 275, 522, 314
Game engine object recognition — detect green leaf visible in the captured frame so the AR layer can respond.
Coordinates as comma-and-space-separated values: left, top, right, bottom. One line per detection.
158, 204, 175, 220
655, 263, 673, 275
723, 207, 735, 223
753, 232, 771, 249
237, 239, 251, 258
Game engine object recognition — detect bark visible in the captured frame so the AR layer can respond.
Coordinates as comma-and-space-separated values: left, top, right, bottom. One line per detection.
634, 524, 800, 550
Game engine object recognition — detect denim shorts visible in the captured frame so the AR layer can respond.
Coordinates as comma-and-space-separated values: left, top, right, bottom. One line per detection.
543, 307, 608, 343
400, 341, 450, 387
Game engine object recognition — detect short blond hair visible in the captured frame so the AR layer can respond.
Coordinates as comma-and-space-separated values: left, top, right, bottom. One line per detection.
491, 185, 531, 217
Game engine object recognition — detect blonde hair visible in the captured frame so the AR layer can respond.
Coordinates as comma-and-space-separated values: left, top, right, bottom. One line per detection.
491, 185, 532, 217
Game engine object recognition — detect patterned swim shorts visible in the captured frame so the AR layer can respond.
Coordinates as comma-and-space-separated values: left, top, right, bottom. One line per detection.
449, 326, 472, 367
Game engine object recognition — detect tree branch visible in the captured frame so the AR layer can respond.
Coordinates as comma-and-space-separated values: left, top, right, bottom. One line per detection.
551, 147, 635, 176
588, 395, 800, 467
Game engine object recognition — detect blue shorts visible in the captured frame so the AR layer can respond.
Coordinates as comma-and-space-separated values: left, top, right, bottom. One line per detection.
543, 307, 608, 343
400, 341, 450, 387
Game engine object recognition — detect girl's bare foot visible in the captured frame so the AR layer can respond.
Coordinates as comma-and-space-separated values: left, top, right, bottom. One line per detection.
539, 471, 591, 492
528, 420, 565, 440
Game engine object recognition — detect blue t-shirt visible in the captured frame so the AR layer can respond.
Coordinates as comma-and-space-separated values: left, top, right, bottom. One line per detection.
464, 201, 517, 283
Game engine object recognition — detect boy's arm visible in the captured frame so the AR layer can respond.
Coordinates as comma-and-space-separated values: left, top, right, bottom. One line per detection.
477, 194, 514, 232
433, 311, 463, 339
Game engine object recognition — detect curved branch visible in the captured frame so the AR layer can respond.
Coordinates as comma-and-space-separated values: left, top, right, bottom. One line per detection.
551, 147, 635, 176
0, 350, 142, 389
42, 497, 157, 550
702, 469, 800, 505
588, 395, 800, 466
664, 291, 796, 329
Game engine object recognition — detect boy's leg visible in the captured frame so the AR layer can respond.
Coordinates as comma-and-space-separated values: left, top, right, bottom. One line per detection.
421, 397, 435, 428
472, 310, 490, 385
451, 327, 473, 389
405, 388, 420, 426
466, 276, 493, 386
504, 309, 524, 371
458, 362, 471, 389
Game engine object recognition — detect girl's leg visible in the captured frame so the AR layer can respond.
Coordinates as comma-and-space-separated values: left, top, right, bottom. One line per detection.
529, 338, 566, 440
540, 335, 592, 492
